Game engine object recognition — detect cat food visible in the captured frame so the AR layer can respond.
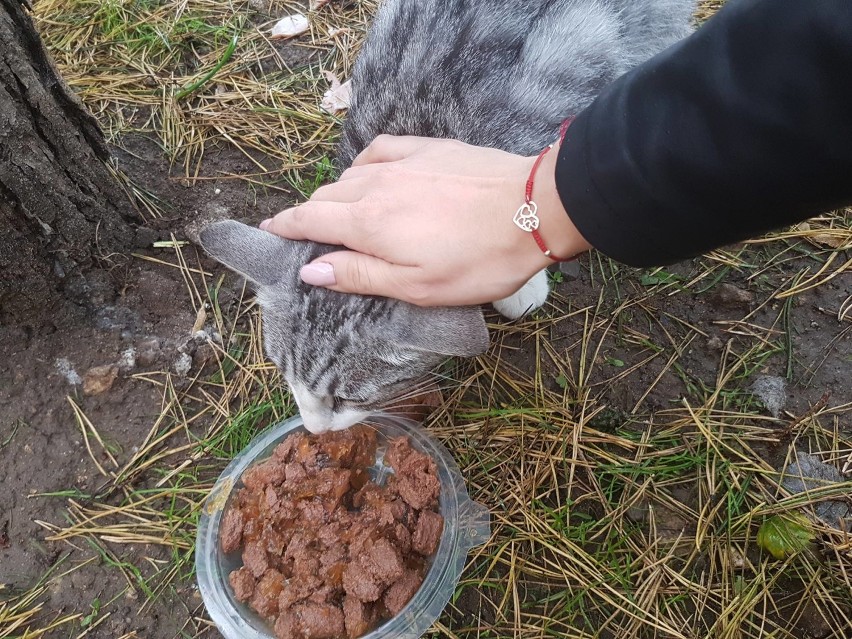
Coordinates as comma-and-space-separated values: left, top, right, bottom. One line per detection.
220, 426, 444, 639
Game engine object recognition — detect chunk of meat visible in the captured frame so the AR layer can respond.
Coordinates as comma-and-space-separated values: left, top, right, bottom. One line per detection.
342, 558, 384, 603
250, 569, 286, 619
242, 458, 288, 490
412, 510, 444, 556
220, 507, 244, 554
343, 596, 378, 639
294, 602, 346, 639
383, 569, 424, 616
285, 461, 307, 483
384, 438, 441, 510
228, 566, 255, 602
388, 467, 440, 511
273, 433, 302, 460
242, 540, 269, 578
367, 537, 404, 585
277, 574, 322, 610
384, 437, 412, 470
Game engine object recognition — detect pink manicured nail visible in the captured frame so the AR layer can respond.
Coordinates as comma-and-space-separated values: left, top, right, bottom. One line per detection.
259, 218, 271, 231
300, 262, 336, 287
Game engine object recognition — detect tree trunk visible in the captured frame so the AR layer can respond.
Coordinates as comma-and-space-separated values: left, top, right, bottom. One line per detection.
0, 0, 138, 327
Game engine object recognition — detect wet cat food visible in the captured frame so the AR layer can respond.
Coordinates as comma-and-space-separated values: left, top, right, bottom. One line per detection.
221, 426, 444, 639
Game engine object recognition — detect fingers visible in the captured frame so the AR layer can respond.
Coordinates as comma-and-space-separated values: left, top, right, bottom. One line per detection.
261, 200, 356, 245
351, 134, 432, 167
300, 251, 431, 304
310, 176, 366, 202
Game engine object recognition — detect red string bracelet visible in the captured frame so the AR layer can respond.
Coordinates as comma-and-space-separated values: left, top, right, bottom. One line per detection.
512, 118, 576, 262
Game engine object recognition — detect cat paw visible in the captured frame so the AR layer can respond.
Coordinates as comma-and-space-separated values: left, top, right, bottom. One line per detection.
492, 270, 549, 319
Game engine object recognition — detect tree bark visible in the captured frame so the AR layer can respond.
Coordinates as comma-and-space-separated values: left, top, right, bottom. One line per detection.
0, 0, 138, 326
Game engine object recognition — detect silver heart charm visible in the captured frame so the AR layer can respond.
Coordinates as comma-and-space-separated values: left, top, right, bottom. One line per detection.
513, 201, 540, 232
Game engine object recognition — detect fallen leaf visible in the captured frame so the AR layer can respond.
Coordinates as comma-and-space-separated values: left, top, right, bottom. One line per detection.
83, 364, 119, 396
320, 71, 352, 114
810, 232, 847, 249
757, 512, 814, 560
270, 14, 309, 40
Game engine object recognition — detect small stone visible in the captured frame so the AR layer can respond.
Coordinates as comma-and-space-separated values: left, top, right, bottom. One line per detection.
247, 0, 267, 10
192, 342, 216, 370
782, 451, 850, 527
558, 260, 582, 279
173, 352, 193, 377
728, 546, 746, 569
706, 336, 725, 352
136, 338, 161, 367
710, 283, 754, 309
83, 364, 119, 395
626, 501, 649, 523
70, 569, 95, 590
133, 226, 159, 249
750, 375, 787, 418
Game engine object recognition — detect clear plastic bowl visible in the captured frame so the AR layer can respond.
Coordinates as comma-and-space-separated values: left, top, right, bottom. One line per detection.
196, 413, 491, 639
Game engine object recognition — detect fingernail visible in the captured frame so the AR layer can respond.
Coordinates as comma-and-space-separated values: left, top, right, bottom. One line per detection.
300, 262, 336, 287
259, 218, 271, 231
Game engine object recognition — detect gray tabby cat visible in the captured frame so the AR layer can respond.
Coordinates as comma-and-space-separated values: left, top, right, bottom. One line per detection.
199, 0, 696, 433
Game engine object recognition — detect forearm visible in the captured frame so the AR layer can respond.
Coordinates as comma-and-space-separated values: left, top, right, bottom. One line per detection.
555, 0, 852, 266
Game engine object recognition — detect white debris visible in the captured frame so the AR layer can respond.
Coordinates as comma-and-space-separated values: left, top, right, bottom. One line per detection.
55, 358, 83, 386
270, 14, 310, 40
117, 346, 137, 373
320, 70, 352, 114
174, 352, 193, 377
311, 0, 332, 9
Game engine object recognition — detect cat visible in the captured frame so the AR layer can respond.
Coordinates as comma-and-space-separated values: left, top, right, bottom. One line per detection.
199, 0, 696, 433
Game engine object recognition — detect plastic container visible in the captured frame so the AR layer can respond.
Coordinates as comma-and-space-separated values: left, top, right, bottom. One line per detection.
196, 413, 491, 639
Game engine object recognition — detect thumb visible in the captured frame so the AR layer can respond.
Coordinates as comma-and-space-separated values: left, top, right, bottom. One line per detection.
300, 251, 424, 303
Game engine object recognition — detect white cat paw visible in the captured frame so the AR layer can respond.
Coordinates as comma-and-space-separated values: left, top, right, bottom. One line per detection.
492, 270, 549, 319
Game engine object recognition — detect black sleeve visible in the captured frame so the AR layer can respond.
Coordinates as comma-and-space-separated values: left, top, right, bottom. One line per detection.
555, 0, 852, 267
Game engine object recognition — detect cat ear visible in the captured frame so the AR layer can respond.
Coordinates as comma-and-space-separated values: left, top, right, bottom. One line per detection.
198, 220, 300, 287
392, 304, 489, 357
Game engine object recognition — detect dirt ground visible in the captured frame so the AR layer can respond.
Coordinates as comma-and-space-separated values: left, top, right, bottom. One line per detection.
0, 133, 287, 636
2, 128, 850, 636
2, 1, 851, 638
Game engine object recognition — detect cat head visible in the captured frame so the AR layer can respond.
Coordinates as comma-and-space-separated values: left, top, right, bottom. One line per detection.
198, 220, 489, 433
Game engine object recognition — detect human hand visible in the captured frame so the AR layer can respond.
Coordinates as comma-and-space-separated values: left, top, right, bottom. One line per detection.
260, 135, 591, 307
